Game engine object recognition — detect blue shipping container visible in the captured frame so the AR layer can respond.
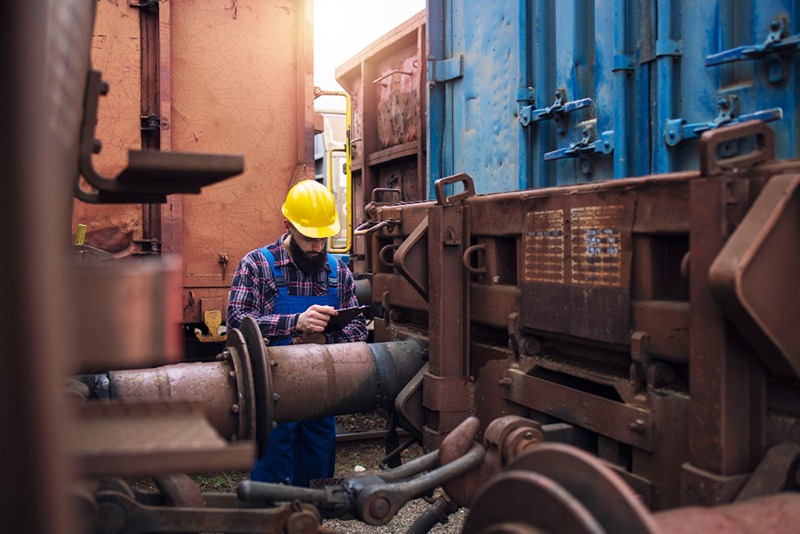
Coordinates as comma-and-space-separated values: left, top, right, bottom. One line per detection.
426, 0, 800, 195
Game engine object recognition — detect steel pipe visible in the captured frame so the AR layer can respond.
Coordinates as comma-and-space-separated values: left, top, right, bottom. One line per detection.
108, 318, 427, 453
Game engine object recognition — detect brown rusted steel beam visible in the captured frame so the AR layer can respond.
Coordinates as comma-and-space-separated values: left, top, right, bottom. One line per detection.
502, 369, 654, 451
685, 174, 766, 505
423, 175, 475, 449
136, 0, 162, 245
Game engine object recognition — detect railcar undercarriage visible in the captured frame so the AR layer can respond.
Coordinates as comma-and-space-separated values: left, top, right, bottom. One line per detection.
67, 121, 800, 533
4, 1, 799, 531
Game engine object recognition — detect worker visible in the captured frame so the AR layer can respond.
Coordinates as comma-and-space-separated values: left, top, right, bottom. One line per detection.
227, 179, 368, 486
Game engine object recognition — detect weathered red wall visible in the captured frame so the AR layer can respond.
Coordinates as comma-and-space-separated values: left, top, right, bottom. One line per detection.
72, 0, 315, 326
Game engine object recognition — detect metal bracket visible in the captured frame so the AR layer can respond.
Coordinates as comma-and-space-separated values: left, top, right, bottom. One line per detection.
705, 16, 800, 82
544, 124, 615, 174
131, 238, 161, 255
434, 173, 476, 206
520, 88, 592, 133
76, 70, 244, 204
655, 38, 683, 58
664, 95, 783, 148
140, 114, 161, 132
129, 0, 159, 11
427, 53, 464, 84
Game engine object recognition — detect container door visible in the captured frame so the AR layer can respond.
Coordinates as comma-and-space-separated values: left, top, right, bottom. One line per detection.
427, 0, 799, 193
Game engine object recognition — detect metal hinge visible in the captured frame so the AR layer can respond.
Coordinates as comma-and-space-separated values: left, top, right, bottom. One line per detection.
132, 238, 161, 255
129, 0, 159, 12
664, 95, 783, 148
427, 54, 463, 85
140, 114, 161, 132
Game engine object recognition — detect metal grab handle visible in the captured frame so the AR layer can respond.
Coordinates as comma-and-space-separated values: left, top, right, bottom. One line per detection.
371, 188, 402, 204
354, 220, 389, 236
373, 69, 413, 84
463, 244, 487, 274
434, 173, 476, 206
379, 244, 399, 268
699, 120, 775, 177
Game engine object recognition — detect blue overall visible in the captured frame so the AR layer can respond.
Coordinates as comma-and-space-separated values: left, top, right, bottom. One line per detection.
249, 247, 339, 486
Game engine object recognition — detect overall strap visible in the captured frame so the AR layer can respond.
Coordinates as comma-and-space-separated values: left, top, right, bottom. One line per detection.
259, 247, 288, 299
326, 253, 339, 299
262, 246, 338, 297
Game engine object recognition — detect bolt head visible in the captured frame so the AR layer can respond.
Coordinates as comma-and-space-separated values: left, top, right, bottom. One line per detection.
369, 498, 391, 520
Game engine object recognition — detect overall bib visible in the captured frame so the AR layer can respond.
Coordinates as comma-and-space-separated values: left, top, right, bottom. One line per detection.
249, 247, 339, 486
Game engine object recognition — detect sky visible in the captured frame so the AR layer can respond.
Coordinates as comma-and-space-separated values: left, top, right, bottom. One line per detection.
313, 0, 426, 110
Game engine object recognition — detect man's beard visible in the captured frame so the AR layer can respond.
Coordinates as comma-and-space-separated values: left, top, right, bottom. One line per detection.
289, 235, 327, 274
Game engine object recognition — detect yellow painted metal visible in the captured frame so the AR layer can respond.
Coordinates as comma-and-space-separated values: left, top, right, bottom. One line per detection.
74, 224, 86, 245
195, 309, 227, 343
315, 90, 352, 254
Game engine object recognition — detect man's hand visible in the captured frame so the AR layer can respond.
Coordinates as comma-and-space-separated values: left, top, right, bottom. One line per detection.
293, 333, 326, 345
296, 304, 337, 333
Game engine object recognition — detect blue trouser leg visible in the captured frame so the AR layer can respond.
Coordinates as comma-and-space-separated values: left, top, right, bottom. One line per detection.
294, 416, 337, 487
249, 422, 297, 484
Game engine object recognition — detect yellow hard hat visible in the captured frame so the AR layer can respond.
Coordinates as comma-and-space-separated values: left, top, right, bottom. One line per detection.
281, 180, 341, 238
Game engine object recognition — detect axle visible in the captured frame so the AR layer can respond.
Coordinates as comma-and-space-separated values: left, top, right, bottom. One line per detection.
106, 316, 427, 454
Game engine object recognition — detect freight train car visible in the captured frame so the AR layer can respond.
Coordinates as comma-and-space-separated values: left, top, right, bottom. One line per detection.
72, 0, 316, 357
331, 0, 800, 530
7, 0, 800, 532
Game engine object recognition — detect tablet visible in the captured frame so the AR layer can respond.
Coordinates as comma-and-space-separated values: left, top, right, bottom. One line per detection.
324, 305, 370, 333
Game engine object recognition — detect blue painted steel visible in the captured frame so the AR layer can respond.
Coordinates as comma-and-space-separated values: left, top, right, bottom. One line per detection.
612, 0, 630, 178
427, 0, 800, 194
517, 0, 532, 191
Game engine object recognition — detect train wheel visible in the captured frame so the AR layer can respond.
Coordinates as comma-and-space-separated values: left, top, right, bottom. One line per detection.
464, 443, 658, 534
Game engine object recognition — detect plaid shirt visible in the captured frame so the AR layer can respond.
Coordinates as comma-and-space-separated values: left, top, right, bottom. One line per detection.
227, 235, 367, 344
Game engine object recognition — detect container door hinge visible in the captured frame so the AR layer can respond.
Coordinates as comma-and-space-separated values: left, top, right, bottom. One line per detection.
520, 88, 592, 133
705, 15, 800, 83
140, 114, 161, 132
129, 0, 159, 11
132, 238, 161, 256
427, 54, 463, 85
664, 95, 783, 148
655, 38, 682, 58
544, 124, 614, 175
516, 87, 535, 105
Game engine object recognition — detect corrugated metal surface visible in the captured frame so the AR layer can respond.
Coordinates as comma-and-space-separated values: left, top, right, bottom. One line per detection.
72, 0, 315, 327
427, 0, 799, 194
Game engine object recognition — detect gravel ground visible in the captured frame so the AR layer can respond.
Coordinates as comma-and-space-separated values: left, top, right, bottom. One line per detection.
323, 439, 467, 533
324, 413, 466, 533
128, 413, 468, 533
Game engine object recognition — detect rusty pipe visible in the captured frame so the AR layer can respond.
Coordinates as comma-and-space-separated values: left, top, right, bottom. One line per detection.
108, 358, 244, 441
267, 339, 425, 422
108, 320, 426, 451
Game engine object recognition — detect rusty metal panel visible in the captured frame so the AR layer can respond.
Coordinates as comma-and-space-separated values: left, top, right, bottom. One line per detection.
709, 173, 800, 377
336, 11, 426, 273
172, 0, 315, 324
72, 1, 316, 329
72, 401, 254, 477
3, 1, 96, 532
72, 1, 142, 254
520, 192, 635, 345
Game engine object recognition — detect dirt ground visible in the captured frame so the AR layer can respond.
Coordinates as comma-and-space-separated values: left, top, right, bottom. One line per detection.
127, 413, 468, 532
